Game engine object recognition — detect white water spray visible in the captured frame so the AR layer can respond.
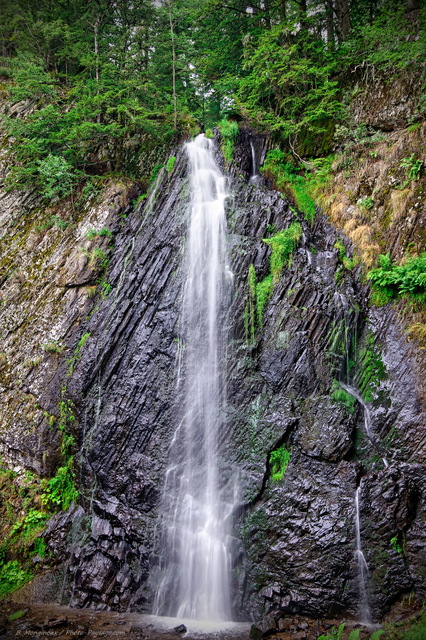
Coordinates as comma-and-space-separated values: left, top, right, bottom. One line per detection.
153, 134, 234, 624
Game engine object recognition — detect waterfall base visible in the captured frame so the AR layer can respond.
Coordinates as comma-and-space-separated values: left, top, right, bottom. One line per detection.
146, 615, 250, 636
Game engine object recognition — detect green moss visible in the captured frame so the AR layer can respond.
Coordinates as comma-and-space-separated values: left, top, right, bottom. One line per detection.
256, 274, 274, 325
355, 331, 386, 402
249, 223, 303, 328
269, 444, 291, 482
264, 222, 302, 282
262, 150, 334, 222
331, 380, 356, 413
166, 155, 176, 174
244, 264, 257, 344
8, 610, 27, 621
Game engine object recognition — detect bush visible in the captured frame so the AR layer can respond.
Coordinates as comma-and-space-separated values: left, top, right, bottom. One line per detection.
0, 561, 33, 598
400, 155, 423, 181
41, 460, 79, 511
368, 252, 426, 305
262, 150, 334, 222
219, 119, 239, 162
37, 154, 79, 199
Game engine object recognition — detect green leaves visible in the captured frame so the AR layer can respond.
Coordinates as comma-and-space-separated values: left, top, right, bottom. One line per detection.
368, 253, 426, 305
264, 223, 302, 282
237, 25, 342, 142
37, 155, 78, 199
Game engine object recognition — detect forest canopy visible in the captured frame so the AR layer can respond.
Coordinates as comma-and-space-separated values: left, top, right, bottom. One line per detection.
0, 0, 424, 195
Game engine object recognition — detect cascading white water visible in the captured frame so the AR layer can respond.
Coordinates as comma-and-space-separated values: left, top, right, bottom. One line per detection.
153, 134, 234, 624
354, 484, 372, 623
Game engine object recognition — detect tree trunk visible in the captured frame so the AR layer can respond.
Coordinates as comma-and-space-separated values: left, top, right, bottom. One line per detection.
406, 0, 420, 10
326, 0, 335, 50
336, 0, 351, 41
168, 1, 177, 130
299, 0, 307, 30
93, 17, 101, 124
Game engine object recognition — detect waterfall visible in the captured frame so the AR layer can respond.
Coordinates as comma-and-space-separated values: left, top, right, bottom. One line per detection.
249, 139, 261, 185
354, 483, 372, 623
340, 383, 388, 467
153, 134, 234, 624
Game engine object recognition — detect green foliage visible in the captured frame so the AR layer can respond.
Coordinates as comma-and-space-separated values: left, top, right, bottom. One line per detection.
10, 509, 48, 542
32, 537, 46, 558
342, 6, 426, 71
41, 459, 78, 511
256, 274, 274, 326
238, 25, 342, 146
357, 195, 374, 210
85, 227, 112, 240
244, 264, 257, 344
370, 631, 385, 640
263, 222, 302, 282
269, 444, 291, 482
348, 630, 360, 640
262, 150, 333, 222
37, 154, 79, 200
205, 128, 214, 139
400, 155, 424, 181
390, 536, 403, 554
250, 222, 302, 328
219, 119, 239, 162
42, 340, 65, 354
90, 247, 109, 270
0, 561, 33, 598
100, 282, 112, 298
392, 610, 426, 640
8, 610, 27, 621
150, 164, 165, 182
67, 332, 90, 377
334, 241, 356, 271
318, 623, 345, 640
368, 253, 426, 306
2, 52, 57, 101
331, 380, 356, 413
166, 155, 177, 173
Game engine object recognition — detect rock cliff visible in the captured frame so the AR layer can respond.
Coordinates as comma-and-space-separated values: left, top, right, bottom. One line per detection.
0, 116, 425, 630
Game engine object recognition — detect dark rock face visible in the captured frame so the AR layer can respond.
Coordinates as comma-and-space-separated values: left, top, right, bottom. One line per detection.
6, 131, 424, 624
350, 67, 425, 131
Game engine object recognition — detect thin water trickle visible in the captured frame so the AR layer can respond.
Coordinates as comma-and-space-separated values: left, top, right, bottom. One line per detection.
340, 383, 372, 436
153, 134, 235, 623
340, 383, 389, 467
249, 140, 261, 185
355, 484, 372, 624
